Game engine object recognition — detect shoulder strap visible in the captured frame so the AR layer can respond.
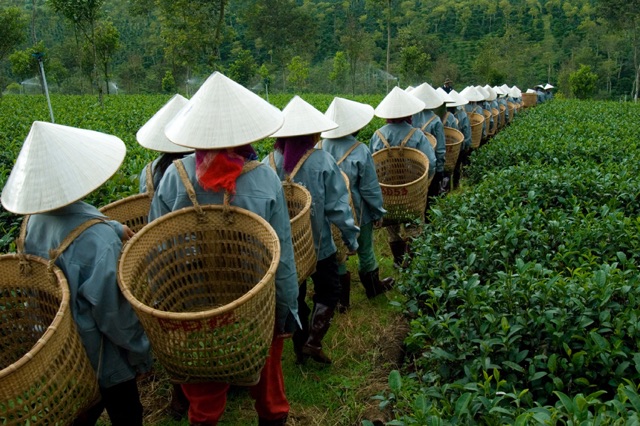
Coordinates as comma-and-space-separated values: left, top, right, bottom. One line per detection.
174, 159, 204, 216
336, 142, 361, 166
268, 152, 276, 171
287, 149, 315, 181
146, 161, 155, 195
420, 115, 436, 131
400, 128, 418, 148
375, 130, 390, 149
48, 218, 106, 270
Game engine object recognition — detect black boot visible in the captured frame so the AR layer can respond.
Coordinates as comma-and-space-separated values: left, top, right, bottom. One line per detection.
302, 303, 334, 364
389, 241, 408, 269
166, 384, 189, 420
293, 290, 310, 364
258, 415, 288, 425
337, 272, 351, 314
359, 268, 395, 299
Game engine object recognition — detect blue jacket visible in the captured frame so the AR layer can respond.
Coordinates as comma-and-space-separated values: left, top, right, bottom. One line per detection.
411, 110, 446, 172
318, 135, 386, 226
455, 108, 472, 150
263, 149, 360, 261
25, 201, 152, 389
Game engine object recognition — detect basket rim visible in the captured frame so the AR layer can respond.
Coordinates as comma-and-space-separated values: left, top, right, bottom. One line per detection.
372, 146, 430, 189
117, 204, 281, 320
282, 181, 312, 224
444, 127, 464, 145
99, 192, 152, 213
0, 253, 70, 379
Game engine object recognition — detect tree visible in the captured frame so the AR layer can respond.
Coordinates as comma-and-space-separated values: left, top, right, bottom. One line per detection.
287, 56, 309, 91
227, 47, 257, 87
596, 0, 640, 100
9, 41, 47, 84
329, 51, 348, 92
569, 64, 598, 99
0, 7, 27, 64
49, 0, 106, 100
94, 20, 120, 94
161, 70, 176, 93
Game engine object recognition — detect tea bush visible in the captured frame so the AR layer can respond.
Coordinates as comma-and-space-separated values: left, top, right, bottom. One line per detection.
390, 100, 640, 424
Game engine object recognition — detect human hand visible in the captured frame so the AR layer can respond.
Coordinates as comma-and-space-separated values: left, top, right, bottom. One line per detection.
121, 225, 135, 241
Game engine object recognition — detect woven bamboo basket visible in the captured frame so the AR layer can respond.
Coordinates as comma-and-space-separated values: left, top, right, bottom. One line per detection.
283, 182, 316, 283
443, 127, 464, 173
482, 110, 493, 137
507, 102, 515, 123
331, 171, 357, 264
0, 253, 99, 424
100, 193, 152, 233
373, 147, 429, 225
499, 105, 506, 129
468, 112, 484, 149
118, 183, 279, 384
425, 132, 437, 149
522, 93, 537, 108
491, 108, 499, 135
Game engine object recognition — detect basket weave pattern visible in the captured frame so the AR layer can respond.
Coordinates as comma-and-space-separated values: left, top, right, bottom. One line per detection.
373, 147, 429, 225
443, 127, 464, 172
499, 105, 506, 129
99, 193, 152, 233
490, 108, 499, 135
118, 204, 279, 385
468, 112, 484, 149
283, 182, 316, 283
522, 93, 537, 108
0, 254, 99, 424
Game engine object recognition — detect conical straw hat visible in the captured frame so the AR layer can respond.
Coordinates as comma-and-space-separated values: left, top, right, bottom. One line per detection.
165, 72, 283, 149
476, 86, 490, 101
321, 97, 374, 139
493, 86, 505, 96
409, 82, 443, 109
510, 86, 522, 97
374, 86, 425, 119
526, 88, 536, 94
436, 87, 455, 104
1, 121, 126, 214
483, 85, 497, 101
544, 83, 555, 90
271, 95, 338, 138
459, 86, 484, 102
405, 85, 415, 92
500, 84, 510, 93
446, 89, 468, 107
136, 94, 192, 153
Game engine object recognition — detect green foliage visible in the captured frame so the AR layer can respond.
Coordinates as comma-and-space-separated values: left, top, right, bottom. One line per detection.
9, 41, 47, 83
227, 48, 257, 87
286, 56, 310, 91
569, 65, 598, 99
329, 51, 348, 90
389, 99, 640, 423
161, 70, 176, 93
0, 7, 27, 63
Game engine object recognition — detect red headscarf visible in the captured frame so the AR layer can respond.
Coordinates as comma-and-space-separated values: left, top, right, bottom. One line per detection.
195, 145, 257, 194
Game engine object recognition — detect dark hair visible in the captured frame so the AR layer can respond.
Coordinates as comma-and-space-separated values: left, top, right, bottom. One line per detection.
152, 152, 189, 189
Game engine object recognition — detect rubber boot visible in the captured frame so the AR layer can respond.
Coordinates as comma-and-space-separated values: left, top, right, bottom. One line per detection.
292, 293, 310, 364
166, 383, 189, 420
359, 268, 395, 299
336, 272, 351, 314
389, 240, 408, 269
302, 303, 334, 364
258, 415, 288, 426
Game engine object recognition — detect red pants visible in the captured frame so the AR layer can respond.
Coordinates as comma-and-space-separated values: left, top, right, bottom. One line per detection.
181, 337, 289, 425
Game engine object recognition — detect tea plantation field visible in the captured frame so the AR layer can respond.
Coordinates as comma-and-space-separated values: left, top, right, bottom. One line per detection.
389, 100, 640, 424
2, 94, 640, 424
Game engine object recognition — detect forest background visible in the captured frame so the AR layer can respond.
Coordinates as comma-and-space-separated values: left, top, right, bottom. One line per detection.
0, 0, 638, 100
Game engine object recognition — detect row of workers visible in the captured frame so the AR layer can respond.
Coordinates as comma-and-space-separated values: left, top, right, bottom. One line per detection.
0, 72, 526, 426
